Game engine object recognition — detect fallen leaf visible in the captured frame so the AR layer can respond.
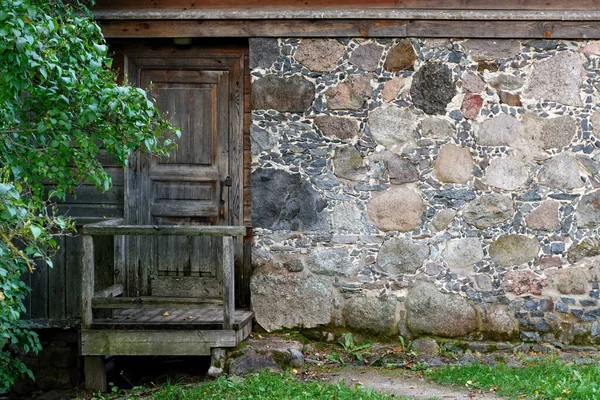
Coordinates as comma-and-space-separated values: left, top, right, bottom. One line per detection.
163, 311, 170, 317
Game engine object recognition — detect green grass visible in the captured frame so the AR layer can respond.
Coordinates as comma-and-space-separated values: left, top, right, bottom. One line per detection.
144, 371, 399, 400
427, 357, 600, 400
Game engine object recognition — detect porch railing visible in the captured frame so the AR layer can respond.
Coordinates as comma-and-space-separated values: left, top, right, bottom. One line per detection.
80, 218, 246, 330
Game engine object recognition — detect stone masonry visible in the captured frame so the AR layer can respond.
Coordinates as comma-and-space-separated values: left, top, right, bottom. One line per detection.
249, 38, 600, 345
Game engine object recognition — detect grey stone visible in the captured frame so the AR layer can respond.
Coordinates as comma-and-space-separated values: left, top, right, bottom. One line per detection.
343, 296, 397, 333
431, 209, 457, 231
326, 74, 373, 110
369, 105, 419, 152
538, 152, 583, 190
333, 146, 367, 181
251, 75, 315, 112
462, 39, 521, 61
252, 168, 327, 230
550, 267, 591, 295
419, 116, 454, 140
295, 39, 345, 72
251, 124, 277, 155
577, 190, 600, 229
410, 62, 457, 115
486, 156, 529, 191
383, 40, 418, 72
283, 259, 304, 273
523, 51, 584, 106
489, 73, 525, 91
307, 247, 357, 276
460, 71, 485, 93
434, 144, 474, 184
249, 38, 280, 69
314, 115, 359, 140
541, 116, 577, 150
490, 234, 540, 267
477, 113, 522, 146
289, 349, 305, 368
382, 152, 419, 184
349, 42, 384, 72
229, 353, 282, 376
526, 200, 560, 231
462, 193, 514, 229
250, 271, 334, 331
331, 203, 363, 233
592, 110, 600, 133
406, 281, 478, 337
442, 238, 484, 271
568, 238, 600, 264
411, 338, 439, 357
424, 261, 445, 276
367, 186, 424, 232
228, 338, 304, 375
377, 238, 430, 275
474, 274, 494, 291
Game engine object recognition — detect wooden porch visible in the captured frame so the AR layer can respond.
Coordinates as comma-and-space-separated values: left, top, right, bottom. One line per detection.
80, 219, 252, 391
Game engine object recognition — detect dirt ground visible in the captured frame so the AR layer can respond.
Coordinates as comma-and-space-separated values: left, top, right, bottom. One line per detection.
319, 367, 504, 400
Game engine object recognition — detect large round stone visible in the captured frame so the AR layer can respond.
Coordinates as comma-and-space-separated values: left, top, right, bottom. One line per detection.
250, 271, 334, 332
252, 169, 327, 231
483, 305, 519, 340
419, 116, 454, 139
477, 113, 522, 146
295, 39, 345, 72
523, 51, 584, 107
343, 296, 397, 334
537, 152, 583, 190
406, 281, 477, 337
349, 42, 384, 72
576, 190, 600, 229
410, 62, 457, 115
367, 186, 424, 232
485, 156, 529, 191
314, 115, 359, 140
307, 247, 358, 276
326, 74, 373, 110
490, 235, 540, 267
434, 144, 474, 184
251, 75, 315, 112
333, 145, 367, 182
377, 238, 430, 275
525, 200, 560, 231
442, 238, 484, 271
541, 116, 577, 150
462, 193, 514, 229
368, 105, 419, 152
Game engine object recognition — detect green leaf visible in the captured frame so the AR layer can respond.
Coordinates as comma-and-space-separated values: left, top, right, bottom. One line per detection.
29, 225, 42, 239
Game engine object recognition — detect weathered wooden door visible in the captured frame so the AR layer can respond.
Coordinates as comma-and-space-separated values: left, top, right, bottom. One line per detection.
125, 53, 244, 299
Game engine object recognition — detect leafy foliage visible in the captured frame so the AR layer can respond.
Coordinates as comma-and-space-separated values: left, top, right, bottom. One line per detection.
0, 0, 178, 390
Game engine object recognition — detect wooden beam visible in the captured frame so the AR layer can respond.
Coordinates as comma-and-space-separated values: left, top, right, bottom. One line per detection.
98, 19, 600, 39
93, 8, 600, 21
81, 235, 95, 329
84, 356, 107, 392
92, 296, 223, 308
93, 284, 124, 298
83, 224, 247, 237
81, 329, 238, 355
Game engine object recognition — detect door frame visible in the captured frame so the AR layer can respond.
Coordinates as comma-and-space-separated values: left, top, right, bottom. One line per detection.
119, 44, 245, 301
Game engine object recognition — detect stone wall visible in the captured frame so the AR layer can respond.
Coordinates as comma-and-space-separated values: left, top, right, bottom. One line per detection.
249, 38, 600, 345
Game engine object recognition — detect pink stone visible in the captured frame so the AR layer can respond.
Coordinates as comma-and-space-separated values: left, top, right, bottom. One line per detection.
460, 71, 485, 93
580, 41, 600, 56
502, 269, 548, 296
461, 94, 483, 120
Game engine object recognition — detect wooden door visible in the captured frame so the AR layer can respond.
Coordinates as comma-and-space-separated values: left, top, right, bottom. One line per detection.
125, 54, 244, 299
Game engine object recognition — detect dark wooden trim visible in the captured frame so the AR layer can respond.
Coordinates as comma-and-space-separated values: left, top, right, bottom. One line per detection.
92, 296, 223, 308
83, 224, 247, 236
98, 19, 600, 39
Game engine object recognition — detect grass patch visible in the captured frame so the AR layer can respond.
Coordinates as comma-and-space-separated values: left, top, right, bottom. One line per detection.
427, 357, 600, 399
120, 371, 400, 400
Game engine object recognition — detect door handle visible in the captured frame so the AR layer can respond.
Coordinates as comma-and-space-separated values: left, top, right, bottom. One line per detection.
219, 176, 231, 217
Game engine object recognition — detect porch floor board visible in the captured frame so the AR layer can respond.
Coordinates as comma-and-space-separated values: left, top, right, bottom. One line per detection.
91, 308, 254, 330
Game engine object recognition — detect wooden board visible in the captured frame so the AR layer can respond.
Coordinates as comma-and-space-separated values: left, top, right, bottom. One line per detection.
99, 19, 600, 39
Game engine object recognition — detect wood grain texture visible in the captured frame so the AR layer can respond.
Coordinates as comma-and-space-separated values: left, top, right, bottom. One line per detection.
83, 224, 247, 236
84, 356, 107, 392
81, 235, 95, 329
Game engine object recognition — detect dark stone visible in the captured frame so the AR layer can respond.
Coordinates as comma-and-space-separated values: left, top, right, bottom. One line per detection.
252, 168, 327, 230
556, 302, 569, 313
410, 62, 457, 115
314, 115, 358, 140
249, 38, 280, 69
251, 75, 315, 112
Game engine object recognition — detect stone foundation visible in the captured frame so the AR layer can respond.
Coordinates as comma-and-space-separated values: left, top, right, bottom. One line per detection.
249, 37, 600, 346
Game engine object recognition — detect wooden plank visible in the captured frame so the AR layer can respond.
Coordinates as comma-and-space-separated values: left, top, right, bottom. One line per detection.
91, 309, 254, 329
81, 235, 95, 329
81, 329, 238, 355
48, 236, 66, 319
29, 259, 48, 319
222, 236, 234, 330
84, 356, 107, 392
65, 233, 83, 318
92, 8, 600, 21
150, 202, 219, 218
151, 276, 221, 298
83, 224, 247, 236
114, 235, 126, 286
55, 203, 123, 219
92, 296, 223, 308
99, 19, 600, 39
94, 284, 124, 298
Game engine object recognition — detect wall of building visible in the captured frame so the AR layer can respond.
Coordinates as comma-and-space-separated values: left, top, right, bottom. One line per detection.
249, 37, 600, 345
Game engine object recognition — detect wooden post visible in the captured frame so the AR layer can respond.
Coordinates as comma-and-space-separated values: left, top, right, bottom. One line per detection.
81, 235, 107, 392
222, 236, 234, 330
